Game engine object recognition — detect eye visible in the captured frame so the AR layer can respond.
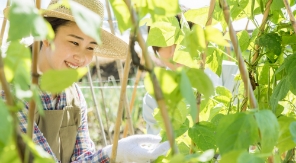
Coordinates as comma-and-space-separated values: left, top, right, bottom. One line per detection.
87, 47, 94, 51
69, 41, 79, 46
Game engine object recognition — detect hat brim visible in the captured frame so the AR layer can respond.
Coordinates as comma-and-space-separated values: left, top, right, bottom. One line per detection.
4, 7, 129, 59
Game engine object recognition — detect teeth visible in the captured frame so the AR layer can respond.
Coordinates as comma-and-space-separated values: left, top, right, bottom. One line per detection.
65, 61, 78, 69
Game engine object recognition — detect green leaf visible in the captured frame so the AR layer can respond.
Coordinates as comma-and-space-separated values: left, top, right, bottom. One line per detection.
109, 0, 132, 33
237, 30, 250, 52
147, 16, 180, 47
8, 0, 50, 41
186, 68, 215, 99
70, 1, 102, 44
216, 113, 259, 155
4, 41, 31, 85
40, 68, 87, 93
289, 121, 296, 143
0, 137, 21, 163
269, 77, 289, 111
184, 7, 214, 26
0, 100, 13, 150
277, 116, 296, 153
206, 47, 223, 76
147, 0, 180, 21
180, 70, 197, 121
205, 26, 229, 47
255, 32, 282, 56
270, 0, 284, 10
237, 152, 265, 163
216, 86, 232, 98
188, 121, 216, 151
254, 110, 280, 153
220, 150, 244, 163
258, 63, 270, 85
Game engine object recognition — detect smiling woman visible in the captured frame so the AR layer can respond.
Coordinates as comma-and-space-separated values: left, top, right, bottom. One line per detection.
1, 0, 171, 162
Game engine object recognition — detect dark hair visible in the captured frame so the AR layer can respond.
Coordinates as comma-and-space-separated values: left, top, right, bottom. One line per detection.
147, 6, 194, 53
44, 17, 71, 33
29, 17, 70, 51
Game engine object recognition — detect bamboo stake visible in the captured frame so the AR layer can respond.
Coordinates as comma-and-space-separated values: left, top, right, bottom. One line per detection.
123, 0, 178, 156
123, 68, 142, 137
283, 0, 296, 34
110, 42, 132, 163
94, 57, 112, 143
195, 0, 216, 124
251, 0, 272, 64
104, 0, 134, 136
87, 66, 108, 146
116, 60, 134, 135
220, 0, 258, 109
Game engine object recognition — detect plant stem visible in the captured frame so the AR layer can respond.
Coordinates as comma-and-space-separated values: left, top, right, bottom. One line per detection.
283, 0, 296, 34
220, 0, 258, 109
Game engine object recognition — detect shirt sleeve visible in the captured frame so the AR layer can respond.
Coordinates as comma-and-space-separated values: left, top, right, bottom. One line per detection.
71, 84, 110, 163
142, 93, 160, 135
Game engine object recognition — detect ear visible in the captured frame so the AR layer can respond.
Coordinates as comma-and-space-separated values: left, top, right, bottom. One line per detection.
42, 40, 50, 47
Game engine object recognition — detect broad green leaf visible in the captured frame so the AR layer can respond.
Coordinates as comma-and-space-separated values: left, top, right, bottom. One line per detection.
208, 105, 223, 121
205, 26, 229, 47
277, 116, 296, 153
40, 68, 87, 93
147, 17, 180, 47
228, 0, 249, 20
256, 32, 282, 56
170, 153, 185, 163
8, 0, 50, 41
4, 41, 31, 85
269, 77, 289, 111
216, 86, 232, 98
270, 0, 284, 10
211, 113, 225, 126
147, 0, 180, 21
237, 30, 250, 52
180, 70, 197, 121
70, 1, 102, 44
282, 34, 296, 45
184, 7, 214, 26
216, 113, 259, 155
289, 121, 296, 143
206, 46, 223, 76
186, 68, 215, 99
0, 100, 13, 150
173, 44, 199, 68
220, 150, 244, 163
0, 138, 21, 163
160, 118, 189, 141
21, 134, 55, 162
237, 152, 265, 163
254, 110, 280, 153
109, 0, 131, 33
188, 121, 216, 151
258, 63, 270, 85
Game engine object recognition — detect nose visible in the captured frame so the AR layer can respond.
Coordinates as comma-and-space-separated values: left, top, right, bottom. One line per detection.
73, 55, 85, 65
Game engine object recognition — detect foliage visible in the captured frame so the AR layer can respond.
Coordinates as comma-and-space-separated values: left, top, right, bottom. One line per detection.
2, 0, 296, 162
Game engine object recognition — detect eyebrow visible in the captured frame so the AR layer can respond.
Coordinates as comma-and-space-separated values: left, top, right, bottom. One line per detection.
68, 34, 97, 45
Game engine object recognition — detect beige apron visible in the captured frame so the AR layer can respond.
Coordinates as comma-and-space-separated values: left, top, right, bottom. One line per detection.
35, 84, 82, 163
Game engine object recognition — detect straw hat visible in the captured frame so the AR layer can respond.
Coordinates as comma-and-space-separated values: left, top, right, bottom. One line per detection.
5, 0, 128, 59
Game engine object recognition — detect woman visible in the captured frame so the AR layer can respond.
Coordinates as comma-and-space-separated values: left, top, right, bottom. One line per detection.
5, 0, 169, 162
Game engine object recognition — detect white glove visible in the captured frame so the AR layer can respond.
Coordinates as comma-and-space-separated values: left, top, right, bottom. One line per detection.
102, 134, 170, 163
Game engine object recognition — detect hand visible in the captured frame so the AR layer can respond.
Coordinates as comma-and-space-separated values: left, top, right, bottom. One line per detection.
103, 134, 170, 163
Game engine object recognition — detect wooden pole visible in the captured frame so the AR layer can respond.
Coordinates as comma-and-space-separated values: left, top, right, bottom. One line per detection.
219, 0, 258, 109
123, 68, 141, 137
104, 0, 134, 136
94, 56, 112, 143
87, 66, 108, 146
283, 0, 296, 34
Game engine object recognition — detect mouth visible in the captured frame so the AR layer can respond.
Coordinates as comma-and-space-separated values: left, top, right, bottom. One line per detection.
65, 61, 79, 69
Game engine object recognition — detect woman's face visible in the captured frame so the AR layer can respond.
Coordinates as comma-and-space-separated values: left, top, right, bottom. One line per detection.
158, 44, 182, 70
38, 22, 97, 73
